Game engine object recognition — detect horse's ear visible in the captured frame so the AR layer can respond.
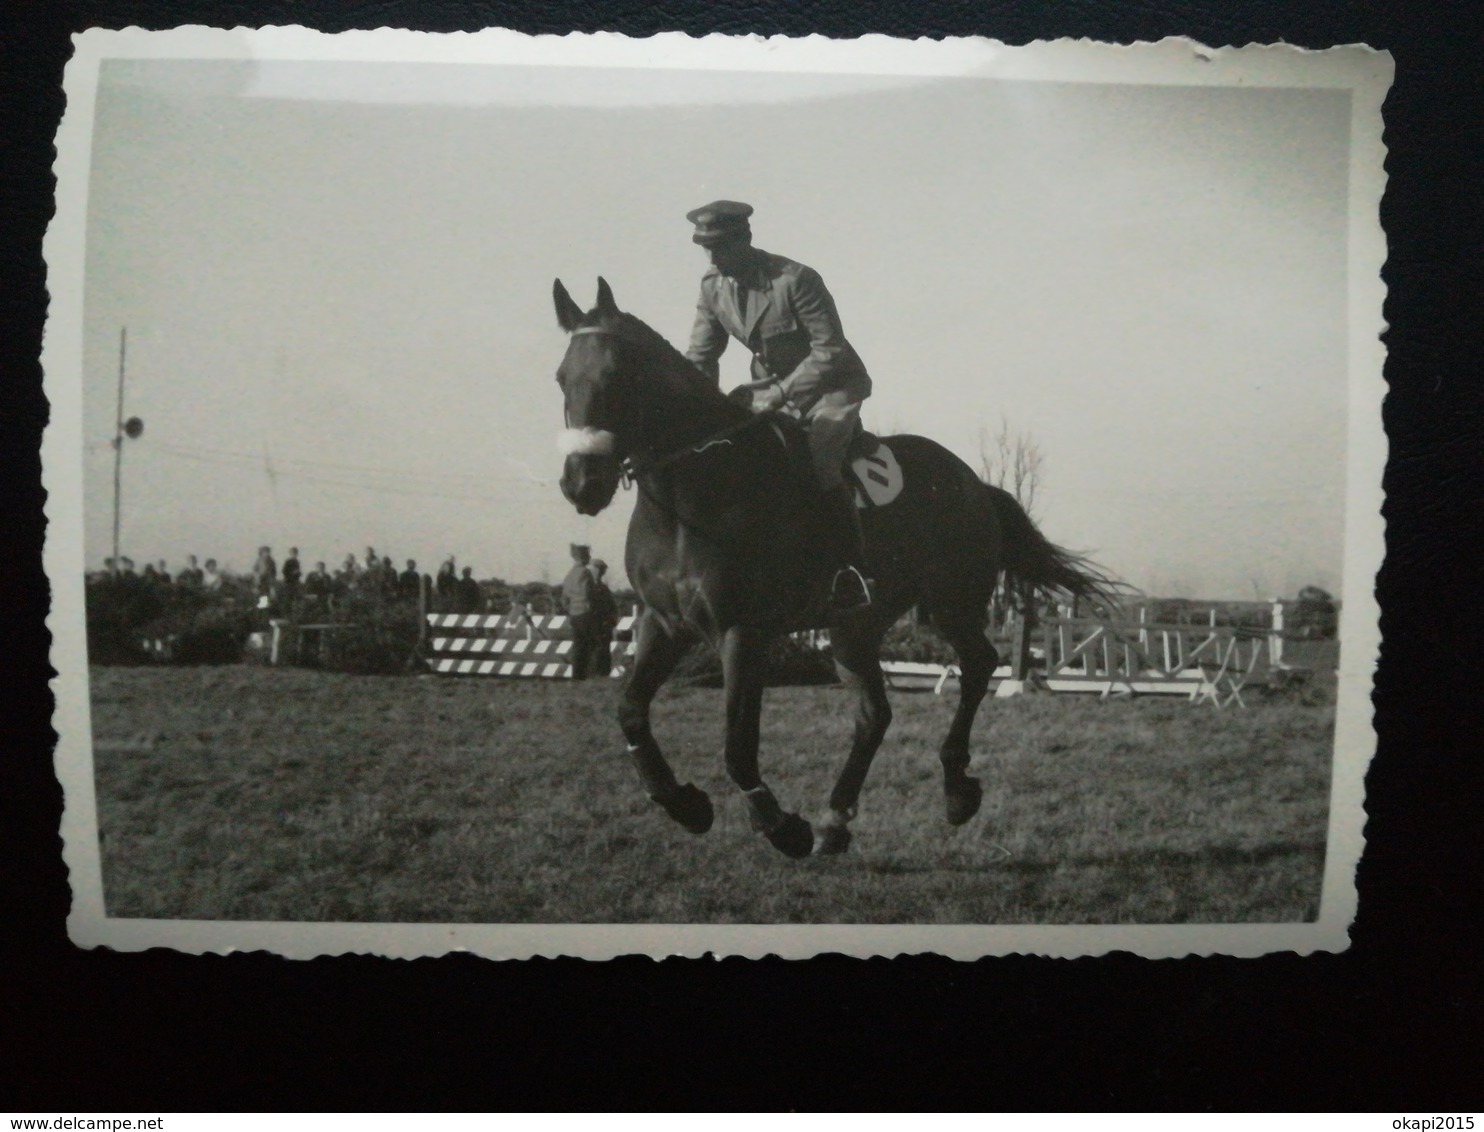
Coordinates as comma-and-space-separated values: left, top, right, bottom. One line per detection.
553, 279, 584, 333
595, 276, 619, 318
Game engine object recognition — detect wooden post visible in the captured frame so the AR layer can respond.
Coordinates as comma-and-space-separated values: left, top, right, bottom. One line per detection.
269, 619, 288, 665
1270, 597, 1285, 668
1010, 610, 1030, 680
996, 583, 1040, 698
418, 574, 430, 649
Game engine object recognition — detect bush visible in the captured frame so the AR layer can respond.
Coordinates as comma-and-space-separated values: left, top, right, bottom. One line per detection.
766, 634, 838, 686
86, 574, 192, 665
85, 576, 156, 665
313, 593, 423, 675
1290, 587, 1339, 640
879, 618, 960, 665
168, 606, 255, 665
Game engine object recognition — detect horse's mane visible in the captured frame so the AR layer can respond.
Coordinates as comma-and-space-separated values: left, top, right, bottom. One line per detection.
613, 312, 734, 407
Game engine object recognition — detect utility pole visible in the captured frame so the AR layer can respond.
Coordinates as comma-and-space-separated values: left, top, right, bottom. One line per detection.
111, 328, 126, 575
110, 327, 145, 575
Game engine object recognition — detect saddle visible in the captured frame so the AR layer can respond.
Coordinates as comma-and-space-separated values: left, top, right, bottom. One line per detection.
761, 412, 883, 492
847, 427, 882, 461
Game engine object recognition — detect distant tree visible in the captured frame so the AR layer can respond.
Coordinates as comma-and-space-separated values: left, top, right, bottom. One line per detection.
978, 416, 1046, 628
977, 415, 1044, 517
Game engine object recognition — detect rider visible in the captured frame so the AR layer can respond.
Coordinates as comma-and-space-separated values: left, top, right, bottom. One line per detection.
682, 200, 872, 610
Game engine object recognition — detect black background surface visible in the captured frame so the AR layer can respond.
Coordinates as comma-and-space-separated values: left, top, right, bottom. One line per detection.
4, 0, 1482, 1111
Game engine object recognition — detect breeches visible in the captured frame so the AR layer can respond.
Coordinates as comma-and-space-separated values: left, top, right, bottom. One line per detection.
804, 390, 862, 489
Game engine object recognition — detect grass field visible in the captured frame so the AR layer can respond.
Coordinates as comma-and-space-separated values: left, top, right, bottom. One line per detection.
87, 665, 1335, 924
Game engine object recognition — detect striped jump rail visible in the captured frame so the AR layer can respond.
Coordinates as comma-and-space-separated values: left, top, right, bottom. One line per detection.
425, 612, 637, 678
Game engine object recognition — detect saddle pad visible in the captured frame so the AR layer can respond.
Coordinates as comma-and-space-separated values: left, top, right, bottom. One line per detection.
850, 442, 904, 508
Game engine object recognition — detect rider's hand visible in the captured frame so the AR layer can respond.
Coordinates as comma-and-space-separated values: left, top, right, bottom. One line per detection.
750, 381, 785, 414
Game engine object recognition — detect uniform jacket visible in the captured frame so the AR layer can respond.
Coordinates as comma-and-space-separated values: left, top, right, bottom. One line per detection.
685, 250, 872, 412
562, 563, 594, 616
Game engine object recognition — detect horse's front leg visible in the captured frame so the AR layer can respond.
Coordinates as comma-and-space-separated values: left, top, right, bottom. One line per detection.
720, 626, 813, 858
619, 610, 713, 834
817, 621, 893, 854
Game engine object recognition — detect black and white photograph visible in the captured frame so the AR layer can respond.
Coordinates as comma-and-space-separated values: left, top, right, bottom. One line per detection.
44, 28, 1390, 959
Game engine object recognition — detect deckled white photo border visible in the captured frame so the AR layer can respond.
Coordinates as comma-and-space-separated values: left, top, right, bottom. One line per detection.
45, 26, 1391, 960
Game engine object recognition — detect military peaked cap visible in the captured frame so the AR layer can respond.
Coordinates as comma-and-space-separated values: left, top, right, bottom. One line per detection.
686, 200, 754, 246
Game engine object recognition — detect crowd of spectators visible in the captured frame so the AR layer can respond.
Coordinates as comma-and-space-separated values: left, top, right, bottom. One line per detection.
86, 540, 628, 673
250, 545, 431, 614
91, 542, 624, 625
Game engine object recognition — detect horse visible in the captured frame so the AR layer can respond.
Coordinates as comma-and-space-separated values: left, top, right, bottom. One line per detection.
552, 277, 1119, 857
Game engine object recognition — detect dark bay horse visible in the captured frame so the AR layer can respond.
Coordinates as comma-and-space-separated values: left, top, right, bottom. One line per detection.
553, 277, 1118, 857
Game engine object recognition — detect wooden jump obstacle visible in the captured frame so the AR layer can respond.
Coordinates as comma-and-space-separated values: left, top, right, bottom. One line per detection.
424, 612, 636, 678
419, 588, 1306, 706
881, 602, 1297, 708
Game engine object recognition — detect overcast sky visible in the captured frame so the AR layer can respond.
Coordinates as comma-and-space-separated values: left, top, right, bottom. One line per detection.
81, 57, 1353, 598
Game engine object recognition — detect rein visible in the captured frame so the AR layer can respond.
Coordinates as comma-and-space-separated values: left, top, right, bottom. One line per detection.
624, 411, 776, 480
566, 324, 779, 484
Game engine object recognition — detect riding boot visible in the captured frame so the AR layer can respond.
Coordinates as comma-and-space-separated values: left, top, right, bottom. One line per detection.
823, 484, 871, 610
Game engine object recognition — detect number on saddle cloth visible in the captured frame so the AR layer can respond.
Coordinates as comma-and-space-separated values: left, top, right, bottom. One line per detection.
846, 431, 904, 509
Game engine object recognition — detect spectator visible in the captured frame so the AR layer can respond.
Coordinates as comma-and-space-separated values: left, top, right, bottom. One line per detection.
281, 547, 302, 604
455, 566, 483, 614
155, 559, 172, 586
252, 546, 277, 597
202, 558, 223, 591
337, 554, 360, 594
435, 556, 457, 611
119, 557, 137, 577
562, 543, 596, 680
363, 546, 379, 576
399, 559, 421, 601
588, 558, 619, 678
305, 561, 333, 602
177, 555, 205, 589
379, 555, 398, 597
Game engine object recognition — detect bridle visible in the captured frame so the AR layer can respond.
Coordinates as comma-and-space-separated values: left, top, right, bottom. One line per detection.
563, 324, 777, 487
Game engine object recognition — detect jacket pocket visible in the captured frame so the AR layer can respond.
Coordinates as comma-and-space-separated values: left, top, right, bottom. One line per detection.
758, 311, 798, 339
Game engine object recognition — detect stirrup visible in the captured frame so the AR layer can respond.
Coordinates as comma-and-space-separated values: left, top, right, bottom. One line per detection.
828, 566, 872, 611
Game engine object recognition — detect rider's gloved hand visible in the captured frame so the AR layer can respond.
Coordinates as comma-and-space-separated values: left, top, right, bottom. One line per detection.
749, 381, 785, 414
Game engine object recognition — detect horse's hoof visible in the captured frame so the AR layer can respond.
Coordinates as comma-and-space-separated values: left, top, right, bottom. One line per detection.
945, 775, 983, 826
814, 823, 852, 855
766, 812, 816, 859
653, 783, 714, 834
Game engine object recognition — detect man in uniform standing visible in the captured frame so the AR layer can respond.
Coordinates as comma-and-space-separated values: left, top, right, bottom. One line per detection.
587, 558, 619, 678
682, 200, 872, 609
562, 543, 597, 679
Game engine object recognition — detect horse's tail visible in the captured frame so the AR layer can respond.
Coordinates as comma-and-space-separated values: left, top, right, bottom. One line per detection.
981, 482, 1131, 614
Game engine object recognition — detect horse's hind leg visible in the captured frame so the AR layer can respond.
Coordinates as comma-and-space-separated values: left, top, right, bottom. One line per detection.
618, 611, 713, 834
934, 611, 997, 826
719, 626, 813, 859
817, 622, 893, 854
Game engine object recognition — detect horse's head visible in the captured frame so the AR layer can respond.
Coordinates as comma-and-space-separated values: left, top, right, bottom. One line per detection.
553, 277, 637, 515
